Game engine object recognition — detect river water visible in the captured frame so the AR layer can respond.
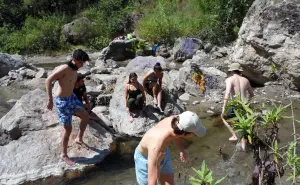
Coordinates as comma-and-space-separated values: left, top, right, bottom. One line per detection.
1, 62, 300, 185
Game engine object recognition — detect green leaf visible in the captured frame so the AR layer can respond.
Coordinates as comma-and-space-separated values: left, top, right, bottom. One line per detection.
214, 175, 227, 185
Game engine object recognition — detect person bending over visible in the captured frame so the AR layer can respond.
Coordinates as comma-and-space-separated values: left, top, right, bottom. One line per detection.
124, 72, 146, 123
221, 63, 254, 150
45, 49, 90, 166
134, 111, 206, 185
143, 63, 164, 112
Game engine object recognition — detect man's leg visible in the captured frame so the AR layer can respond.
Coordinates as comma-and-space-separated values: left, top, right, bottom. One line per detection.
152, 83, 158, 104
74, 109, 89, 144
159, 148, 174, 185
61, 124, 75, 166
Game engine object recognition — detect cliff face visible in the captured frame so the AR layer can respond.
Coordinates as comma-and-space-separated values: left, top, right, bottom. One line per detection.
231, 0, 300, 89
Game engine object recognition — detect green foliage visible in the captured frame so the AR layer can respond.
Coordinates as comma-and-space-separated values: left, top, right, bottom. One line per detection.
189, 161, 227, 185
261, 104, 290, 128
232, 111, 256, 144
286, 142, 300, 182
129, 40, 147, 55
0, 14, 67, 54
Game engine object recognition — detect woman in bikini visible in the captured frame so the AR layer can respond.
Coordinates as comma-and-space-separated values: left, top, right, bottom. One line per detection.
124, 73, 146, 122
143, 63, 164, 113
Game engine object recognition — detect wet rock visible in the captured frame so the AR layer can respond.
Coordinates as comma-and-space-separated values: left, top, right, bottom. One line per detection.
156, 45, 171, 58
0, 89, 113, 185
6, 99, 18, 106
173, 38, 203, 62
231, 0, 300, 89
109, 61, 184, 137
35, 68, 47, 78
62, 17, 93, 44
226, 167, 240, 178
0, 53, 25, 78
0, 76, 11, 87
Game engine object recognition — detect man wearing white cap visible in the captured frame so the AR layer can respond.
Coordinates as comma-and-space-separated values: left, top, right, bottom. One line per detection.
134, 111, 206, 185
221, 63, 254, 145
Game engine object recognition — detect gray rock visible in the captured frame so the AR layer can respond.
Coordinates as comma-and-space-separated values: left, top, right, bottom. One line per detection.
126, 56, 166, 72
8, 71, 23, 81
95, 59, 118, 69
192, 101, 200, 105
6, 99, 18, 107
62, 17, 92, 44
0, 53, 25, 78
91, 74, 118, 94
0, 76, 11, 87
96, 94, 112, 106
86, 85, 103, 96
109, 68, 185, 137
231, 0, 300, 89
91, 67, 111, 74
179, 93, 190, 101
156, 45, 171, 58
204, 43, 213, 53
173, 38, 203, 62
24, 69, 37, 78
97, 39, 138, 61
0, 89, 113, 185
92, 106, 108, 114
35, 68, 47, 78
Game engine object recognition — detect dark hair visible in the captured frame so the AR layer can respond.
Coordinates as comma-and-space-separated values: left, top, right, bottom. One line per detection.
171, 116, 192, 136
77, 74, 85, 82
153, 62, 162, 72
128, 72, 138, 83
232, 70, 242, 75
73, 49, 90, 62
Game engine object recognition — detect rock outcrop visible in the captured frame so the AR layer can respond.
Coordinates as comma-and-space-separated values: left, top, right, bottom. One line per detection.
173, 38, 203, 62
232, 0, 300, 89
0, 54, 25, 78
109, 56, 184, 137
0, 89, 113, 185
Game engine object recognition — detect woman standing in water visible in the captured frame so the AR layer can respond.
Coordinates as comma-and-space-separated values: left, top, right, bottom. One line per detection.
143, 63, 164, 112
124, 73, 146, 122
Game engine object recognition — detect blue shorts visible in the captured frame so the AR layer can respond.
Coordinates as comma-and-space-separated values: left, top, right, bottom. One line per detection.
134, 147, 173, 185
54, 94, 83, 124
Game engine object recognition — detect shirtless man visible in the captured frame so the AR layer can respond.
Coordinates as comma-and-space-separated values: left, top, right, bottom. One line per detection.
221, 63, 254, 147
134, 111, 206, 185
45, 49, 90, 166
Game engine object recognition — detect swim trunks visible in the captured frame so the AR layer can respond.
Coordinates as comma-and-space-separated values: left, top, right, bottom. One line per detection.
54, 94, 83, 124
134, 147, 173, 185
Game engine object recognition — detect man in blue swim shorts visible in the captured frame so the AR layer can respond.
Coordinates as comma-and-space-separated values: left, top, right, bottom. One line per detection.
45, 49, 90, 166
134, 111, 206, 185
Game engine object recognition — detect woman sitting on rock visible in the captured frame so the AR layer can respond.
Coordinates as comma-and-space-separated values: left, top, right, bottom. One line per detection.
124, 72, 146, 123
143, 62, 164, 112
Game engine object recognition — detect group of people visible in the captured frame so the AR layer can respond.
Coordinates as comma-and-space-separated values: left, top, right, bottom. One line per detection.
45, 48, 254, 184
124, 62, 164, 122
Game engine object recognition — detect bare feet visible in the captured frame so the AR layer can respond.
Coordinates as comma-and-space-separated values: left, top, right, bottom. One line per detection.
158, 106, 164, 113
75, 138, 89, 150
60, 154, 75, 166
241, 138, 247, 151
130, 115, 134, 123
229, 135, 238, 142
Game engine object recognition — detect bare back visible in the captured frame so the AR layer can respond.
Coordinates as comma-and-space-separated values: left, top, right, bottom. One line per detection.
54, 64, 78, 97
226, 74, 253, 101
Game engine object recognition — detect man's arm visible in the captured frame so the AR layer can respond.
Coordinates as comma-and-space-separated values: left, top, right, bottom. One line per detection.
45, 66, 66, 110
83, 92, 90, 110
148, 145, 164, 185
140, 85, 146, 103
222, 79, 232, 115
124, 84, 129, 111
173, 138, 186, 162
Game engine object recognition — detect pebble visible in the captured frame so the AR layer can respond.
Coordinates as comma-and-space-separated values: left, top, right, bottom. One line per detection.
192, 101, 200, 105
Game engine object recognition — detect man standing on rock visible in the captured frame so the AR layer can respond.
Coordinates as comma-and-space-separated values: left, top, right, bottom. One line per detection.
45, 49, 90, 166
134, 111, 206, 185
221, 62, 254, 150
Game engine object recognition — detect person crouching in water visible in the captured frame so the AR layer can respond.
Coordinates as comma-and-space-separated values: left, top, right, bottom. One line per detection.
124, 72, 146, 123
143, 63, 164, 112
134, 111, 206, 185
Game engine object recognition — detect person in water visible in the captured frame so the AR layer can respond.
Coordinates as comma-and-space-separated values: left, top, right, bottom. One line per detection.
143, 63, 164, 112
124, 72, 146, 123
134, 111, 206, 185
221, 62, 254, 150
45, 49, 90, 166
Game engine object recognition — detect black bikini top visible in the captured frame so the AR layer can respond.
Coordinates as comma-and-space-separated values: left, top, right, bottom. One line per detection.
67, 60, 78, 71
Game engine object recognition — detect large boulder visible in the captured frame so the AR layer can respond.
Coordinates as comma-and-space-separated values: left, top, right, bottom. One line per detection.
0, 89, 113, 185
173, 38, 203, 62
62, 17, 92, 44
175, 64, 227, 102
98, 39, 138, 61
0, 53, 25, 78
109, 57, 184, 137
231, 0, 300, 89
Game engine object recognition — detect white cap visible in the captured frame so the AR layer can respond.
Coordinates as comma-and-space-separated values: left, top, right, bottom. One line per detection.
178, 111, 206, 137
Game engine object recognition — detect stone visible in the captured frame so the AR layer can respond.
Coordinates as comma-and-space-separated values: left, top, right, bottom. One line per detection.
62, 17, 93, 44
109, 64, 185, 137
192, 101, 200, 105
95, 59, 118, 69
179, 93, 190, 101
95, 94, 113, 106
86, 85, 103, 96
125, 56, 166, 72
0, 89, 113, 185
6, 99, 18, 107
231, 0, 300, 89
35, 68, 47, 78
90, 67, 111, 74
156, 45, 171, 58
0, 53, 25, 78
173, 38, 203, 62
24, 69, 37, 78
97, 39, 138, 61
204, 43, 213, 53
